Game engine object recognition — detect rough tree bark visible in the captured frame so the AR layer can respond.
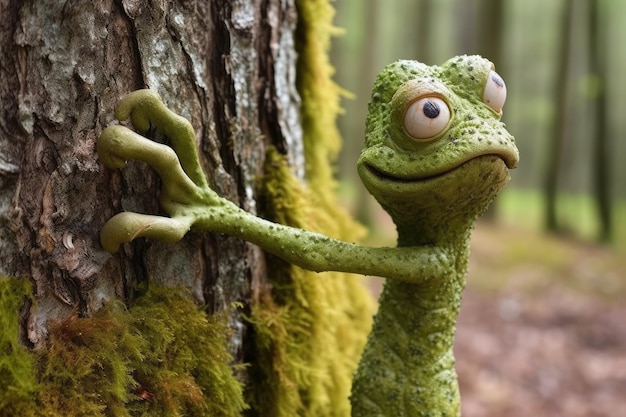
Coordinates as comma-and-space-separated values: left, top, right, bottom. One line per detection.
1, 0, 299, 352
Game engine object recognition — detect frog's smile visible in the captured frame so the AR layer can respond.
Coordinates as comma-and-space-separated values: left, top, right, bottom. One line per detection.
357, 151, 516, 213
359, 147, 517, 188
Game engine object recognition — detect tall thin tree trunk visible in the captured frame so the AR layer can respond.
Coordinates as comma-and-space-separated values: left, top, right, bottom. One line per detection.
545, 0, 575, 234
414, 0, 434, 64
589, 0, 612, 242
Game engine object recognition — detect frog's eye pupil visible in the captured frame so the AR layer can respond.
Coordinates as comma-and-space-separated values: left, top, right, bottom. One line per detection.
422, 100, 440, 119
491, 73, 504, 88
403, 96, 451, 141
483, 70, 507, 114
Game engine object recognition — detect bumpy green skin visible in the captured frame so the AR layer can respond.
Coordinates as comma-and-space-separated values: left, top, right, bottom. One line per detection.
351, 57, 518, 416
97, 55, 519, 416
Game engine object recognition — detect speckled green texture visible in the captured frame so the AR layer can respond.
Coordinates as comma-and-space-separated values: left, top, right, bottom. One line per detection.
0, 280, 246, 417
96, 55, 519, 416
351, 56, 518, 416
0, 277, 38, 416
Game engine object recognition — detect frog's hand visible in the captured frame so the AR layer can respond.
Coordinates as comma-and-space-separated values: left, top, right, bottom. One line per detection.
114, 89, 208, 188
98, 125, 202, 205
100, 212, 193, 253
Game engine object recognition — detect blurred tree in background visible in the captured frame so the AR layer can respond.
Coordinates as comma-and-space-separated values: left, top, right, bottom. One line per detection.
332, 0, 625, 248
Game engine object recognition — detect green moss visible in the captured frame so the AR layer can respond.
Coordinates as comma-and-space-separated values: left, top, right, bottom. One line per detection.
243, 1, 375, 415
37, 302, 142, 417
0, 281, 246, 417
295, 0, 353, 217
123, 287, 247, 417
247, 149, 373, 417
0, 276, 39, 417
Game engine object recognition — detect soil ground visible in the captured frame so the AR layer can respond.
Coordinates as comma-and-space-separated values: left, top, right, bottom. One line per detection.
455, 222, 626, 416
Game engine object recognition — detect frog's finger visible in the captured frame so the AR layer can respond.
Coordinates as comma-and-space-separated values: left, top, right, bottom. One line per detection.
100, 211, 192, 253
98, 125, 198, 202
116, 90, 191, 142
114, 89, 208, 188
114, 89, 160, 133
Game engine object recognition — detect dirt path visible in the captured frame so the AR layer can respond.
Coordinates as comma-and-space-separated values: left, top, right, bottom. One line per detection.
456, 223, 626, 416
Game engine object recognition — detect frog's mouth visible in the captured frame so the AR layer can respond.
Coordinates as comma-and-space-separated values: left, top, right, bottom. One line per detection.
357, 147, 518, 205
360, 151, 517, 185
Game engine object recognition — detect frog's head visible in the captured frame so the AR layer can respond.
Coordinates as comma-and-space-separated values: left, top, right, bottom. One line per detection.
357, 55, 519, 243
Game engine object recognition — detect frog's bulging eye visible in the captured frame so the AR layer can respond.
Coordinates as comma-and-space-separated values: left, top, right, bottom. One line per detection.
403, 97, 451, 140
483, 70, 506, 113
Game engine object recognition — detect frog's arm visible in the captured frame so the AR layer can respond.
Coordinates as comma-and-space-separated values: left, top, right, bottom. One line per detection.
97, 90, 451, 283
193, 203, 452, 282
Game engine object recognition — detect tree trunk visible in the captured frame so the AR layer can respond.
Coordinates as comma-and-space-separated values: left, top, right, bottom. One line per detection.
475, 0, 505, 221
544, 0, 574, 234
589, 0, 612, 242
1, 0, 371, 415
2, 0, 288, 350
414, 0, 433, 64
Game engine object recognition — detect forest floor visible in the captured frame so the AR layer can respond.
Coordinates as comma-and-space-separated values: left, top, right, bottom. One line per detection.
455, 222, 626, 417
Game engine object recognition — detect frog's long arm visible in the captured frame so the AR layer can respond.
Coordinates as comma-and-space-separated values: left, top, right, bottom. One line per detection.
98, 90, 450, 283
193, 206, 453, 283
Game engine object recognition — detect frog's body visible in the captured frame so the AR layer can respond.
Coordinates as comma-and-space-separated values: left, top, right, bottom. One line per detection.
97, 55, 519, 416
350, 57, 516, 415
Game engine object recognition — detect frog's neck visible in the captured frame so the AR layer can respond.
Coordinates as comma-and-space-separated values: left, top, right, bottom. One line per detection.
394, 210, 476, 250
350, 217, 474, 416
382, 218, 472, 355
387, 215, 474, 350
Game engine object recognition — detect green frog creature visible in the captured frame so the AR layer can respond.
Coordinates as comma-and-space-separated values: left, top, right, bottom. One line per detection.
97, 55, 519, 416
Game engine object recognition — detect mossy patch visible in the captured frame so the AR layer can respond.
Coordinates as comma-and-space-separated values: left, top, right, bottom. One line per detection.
242, 1, 374, 416
0, 278, 246, 417
0, 277, 39, 417
248, 150, 373, 417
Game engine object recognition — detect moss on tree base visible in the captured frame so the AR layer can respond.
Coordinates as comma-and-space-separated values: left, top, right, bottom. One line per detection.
0, 276, 246, 417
